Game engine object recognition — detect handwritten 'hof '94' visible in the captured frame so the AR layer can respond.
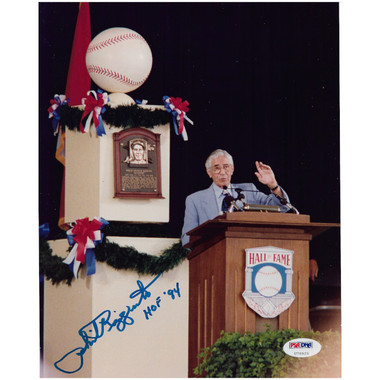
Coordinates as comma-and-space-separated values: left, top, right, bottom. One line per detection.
54, 273, 180, 374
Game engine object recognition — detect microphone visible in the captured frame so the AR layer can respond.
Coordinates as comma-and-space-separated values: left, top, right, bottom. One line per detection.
234, 187, 300, 215
222, 186, 235, 202
275, 195, 300, 215
222, 186, 242, 212
228, 187, 260, 195
234, 188, 246, 206
235, 188, 244, 196
233, 187, 260, 193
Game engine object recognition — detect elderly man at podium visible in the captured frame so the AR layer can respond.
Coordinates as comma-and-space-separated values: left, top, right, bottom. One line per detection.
181, 149, 291, 246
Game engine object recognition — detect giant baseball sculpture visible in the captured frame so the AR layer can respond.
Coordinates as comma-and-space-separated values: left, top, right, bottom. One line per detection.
86, 27, 153, 93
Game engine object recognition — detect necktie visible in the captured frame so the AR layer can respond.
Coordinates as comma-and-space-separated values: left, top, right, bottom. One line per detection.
221, 192, 231, 212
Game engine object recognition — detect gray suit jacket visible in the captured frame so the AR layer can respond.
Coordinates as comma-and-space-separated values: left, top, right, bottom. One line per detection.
181, 182, 290, 245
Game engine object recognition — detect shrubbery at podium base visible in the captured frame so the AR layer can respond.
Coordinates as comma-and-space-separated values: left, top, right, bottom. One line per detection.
194, 327, 341, 378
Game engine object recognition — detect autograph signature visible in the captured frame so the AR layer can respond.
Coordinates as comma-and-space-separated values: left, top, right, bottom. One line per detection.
54, 273, 180, 374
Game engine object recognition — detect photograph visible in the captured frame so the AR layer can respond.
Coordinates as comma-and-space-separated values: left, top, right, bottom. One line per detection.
38, 2, 345, 378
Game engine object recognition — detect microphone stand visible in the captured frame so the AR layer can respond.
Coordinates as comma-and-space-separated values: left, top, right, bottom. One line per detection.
223, 186, 243, 213
275, 195, 300, 215
234, 187, 300, 215
224, 187, 300, 214
228, 199, 242, 213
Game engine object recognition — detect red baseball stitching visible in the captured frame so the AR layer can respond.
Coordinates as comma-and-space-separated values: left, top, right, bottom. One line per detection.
87, 33, 146, 54
258, 270, 278, 275
258, 286, 279, 292
87, 65, 147, 86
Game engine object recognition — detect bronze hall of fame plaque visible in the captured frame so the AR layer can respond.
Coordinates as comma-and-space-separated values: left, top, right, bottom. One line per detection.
113, 128, 164, 199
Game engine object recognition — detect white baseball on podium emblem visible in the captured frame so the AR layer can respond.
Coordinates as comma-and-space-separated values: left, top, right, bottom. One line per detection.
254, 265, 283, 297
86, 27, 153, 93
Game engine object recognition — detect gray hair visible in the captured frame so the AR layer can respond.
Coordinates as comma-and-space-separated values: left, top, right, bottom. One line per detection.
205, 149, 234, 169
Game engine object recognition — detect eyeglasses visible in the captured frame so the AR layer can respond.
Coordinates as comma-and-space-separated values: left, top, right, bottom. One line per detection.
211, 164, 233, 173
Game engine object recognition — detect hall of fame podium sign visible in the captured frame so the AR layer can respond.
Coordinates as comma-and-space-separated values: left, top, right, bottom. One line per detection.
242, 246, 295, 318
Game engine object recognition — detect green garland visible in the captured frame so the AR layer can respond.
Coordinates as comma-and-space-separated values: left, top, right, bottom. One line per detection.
40, 238, 74, 285
40, 237, 189, 286
43, 102, 185, 285
43, 103, 186, 285
59, 103, 173, 131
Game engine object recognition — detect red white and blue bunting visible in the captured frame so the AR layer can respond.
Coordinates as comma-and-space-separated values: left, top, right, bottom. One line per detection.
63, 217, 108, 278
163, 96, 194, 141
48, 92, 194, 140
80, 90, 109, 136
48, 94, 69, 135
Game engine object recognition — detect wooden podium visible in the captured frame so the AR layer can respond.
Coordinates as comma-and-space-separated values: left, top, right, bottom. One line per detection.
185, 212, 338, 376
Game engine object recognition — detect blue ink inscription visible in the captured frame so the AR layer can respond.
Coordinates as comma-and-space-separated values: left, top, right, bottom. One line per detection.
142, 296, 162, 320
54, 273, 163, 374
143, 282, 181, 320
167, 282, 181, 299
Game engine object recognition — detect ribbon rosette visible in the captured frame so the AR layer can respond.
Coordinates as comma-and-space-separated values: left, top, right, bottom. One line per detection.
48, 94, 69, 135
80, 90, 109, 136
163, 96, 194, 141
63, 217, 108, 278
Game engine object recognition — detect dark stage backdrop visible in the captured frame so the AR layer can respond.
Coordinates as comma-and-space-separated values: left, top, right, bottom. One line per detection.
39, 2, 340, 285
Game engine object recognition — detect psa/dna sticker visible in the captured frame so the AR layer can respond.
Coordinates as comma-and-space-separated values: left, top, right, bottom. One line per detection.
283, 338, 321, 357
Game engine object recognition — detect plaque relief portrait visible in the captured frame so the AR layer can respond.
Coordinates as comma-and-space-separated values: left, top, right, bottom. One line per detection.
124, 139, 149, 167
113, 128, 163, 198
